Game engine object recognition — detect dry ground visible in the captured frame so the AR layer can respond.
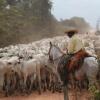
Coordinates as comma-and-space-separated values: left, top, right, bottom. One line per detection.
0, 90, 92, 100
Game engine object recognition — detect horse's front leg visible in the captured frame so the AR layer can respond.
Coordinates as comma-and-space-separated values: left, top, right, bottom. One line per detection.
63, 86, 69, 100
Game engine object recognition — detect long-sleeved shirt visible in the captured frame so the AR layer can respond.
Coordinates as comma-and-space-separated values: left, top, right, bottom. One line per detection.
68, 34, 84, 54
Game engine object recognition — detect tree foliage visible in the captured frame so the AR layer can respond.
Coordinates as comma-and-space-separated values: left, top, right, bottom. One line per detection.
0, 0, 53, 47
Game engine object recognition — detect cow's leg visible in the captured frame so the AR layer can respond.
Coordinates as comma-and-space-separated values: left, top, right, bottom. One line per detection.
19, 77, 24, 93
5, 81, 8, 97
54, 82, 56, 93
52, 76, 56, 93
48, 74, 52, 91
52, 82, 55, 93
44, 79, 47, 92
26, 75, 31, 91
3, 75, 6, 91
4, 75, 10, 97
18, 75, 21, 91
5, 79, 11, 97
29, 74, 36, 93
11, 75, 17, 94
15, 72, 20, 91
23, 75, 27, 93
41, 80, 45, 92
5, 85, 8, 97
37, 75, 41, 94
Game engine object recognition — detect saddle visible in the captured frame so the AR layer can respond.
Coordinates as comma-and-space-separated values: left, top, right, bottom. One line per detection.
66, 49, 91, 72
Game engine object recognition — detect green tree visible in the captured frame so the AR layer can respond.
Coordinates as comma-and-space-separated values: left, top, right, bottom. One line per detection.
0, 0, 53, 47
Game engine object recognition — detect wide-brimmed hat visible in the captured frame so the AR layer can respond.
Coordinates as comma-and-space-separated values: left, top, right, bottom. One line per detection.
64, 29, 78, 34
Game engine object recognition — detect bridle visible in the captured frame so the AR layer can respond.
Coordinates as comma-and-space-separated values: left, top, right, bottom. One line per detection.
48, 46, 62, 63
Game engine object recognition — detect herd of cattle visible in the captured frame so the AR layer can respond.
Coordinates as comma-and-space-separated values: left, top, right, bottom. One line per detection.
0, 34, 99, 97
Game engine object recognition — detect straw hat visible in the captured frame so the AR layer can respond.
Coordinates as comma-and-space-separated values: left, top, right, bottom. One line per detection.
64, 29, 78, 34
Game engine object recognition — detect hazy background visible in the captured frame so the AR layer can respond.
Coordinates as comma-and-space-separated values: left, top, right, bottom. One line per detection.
52, 0, 100, 27
0, 0, 98, 47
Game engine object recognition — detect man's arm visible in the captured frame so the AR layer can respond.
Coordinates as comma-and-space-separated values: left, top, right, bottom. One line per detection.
68, 39, 75, 54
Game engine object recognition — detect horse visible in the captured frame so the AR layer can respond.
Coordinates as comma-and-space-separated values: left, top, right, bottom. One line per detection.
48, 42, 99, 100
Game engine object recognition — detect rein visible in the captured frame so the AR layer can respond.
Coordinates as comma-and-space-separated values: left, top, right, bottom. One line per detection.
53, 55, 64, 62
49, 54, 65, 64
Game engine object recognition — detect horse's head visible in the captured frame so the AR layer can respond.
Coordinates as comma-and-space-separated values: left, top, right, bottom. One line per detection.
48, 42, 64, 63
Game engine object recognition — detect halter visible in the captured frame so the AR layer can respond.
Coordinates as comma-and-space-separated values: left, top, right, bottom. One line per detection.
48, 42, 66, 64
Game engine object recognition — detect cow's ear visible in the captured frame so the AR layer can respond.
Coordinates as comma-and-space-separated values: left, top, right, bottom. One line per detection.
29, 56, 33, 59
50, 42, 52, 46
18, 61, 21, 64
19, 56, 23, 59
7, 62, 12, 65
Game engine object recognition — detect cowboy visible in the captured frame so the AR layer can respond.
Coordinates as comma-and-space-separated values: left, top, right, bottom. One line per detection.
64, 29, 90, 72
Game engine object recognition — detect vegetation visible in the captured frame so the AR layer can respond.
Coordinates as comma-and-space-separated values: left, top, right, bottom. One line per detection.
89, 85, 100, 100
0, 0, 91, 47
0, 0, 53, 47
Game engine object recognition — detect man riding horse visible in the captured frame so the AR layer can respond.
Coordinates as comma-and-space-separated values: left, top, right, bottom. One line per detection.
64, 29, 90, 73
48, 29, 99, 100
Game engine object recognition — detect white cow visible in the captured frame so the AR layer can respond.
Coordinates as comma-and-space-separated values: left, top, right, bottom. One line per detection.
17, 58, 41, 94
0, 57, 17, 91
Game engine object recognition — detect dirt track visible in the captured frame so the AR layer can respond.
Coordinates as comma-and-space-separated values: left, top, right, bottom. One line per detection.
0, 90, 91, 100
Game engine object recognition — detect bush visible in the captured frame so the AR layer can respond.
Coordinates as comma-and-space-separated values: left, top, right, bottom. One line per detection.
89, 85, 100, 100
94, 91, 100, 100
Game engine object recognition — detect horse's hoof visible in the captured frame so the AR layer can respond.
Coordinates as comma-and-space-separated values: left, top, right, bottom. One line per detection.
27, 92, 30, 95
52, 90, 55, 93
5, 93, 8, 97
38, 91, 41, 95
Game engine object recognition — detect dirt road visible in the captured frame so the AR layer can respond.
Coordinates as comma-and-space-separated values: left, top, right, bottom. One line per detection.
0, 90, 91, 100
